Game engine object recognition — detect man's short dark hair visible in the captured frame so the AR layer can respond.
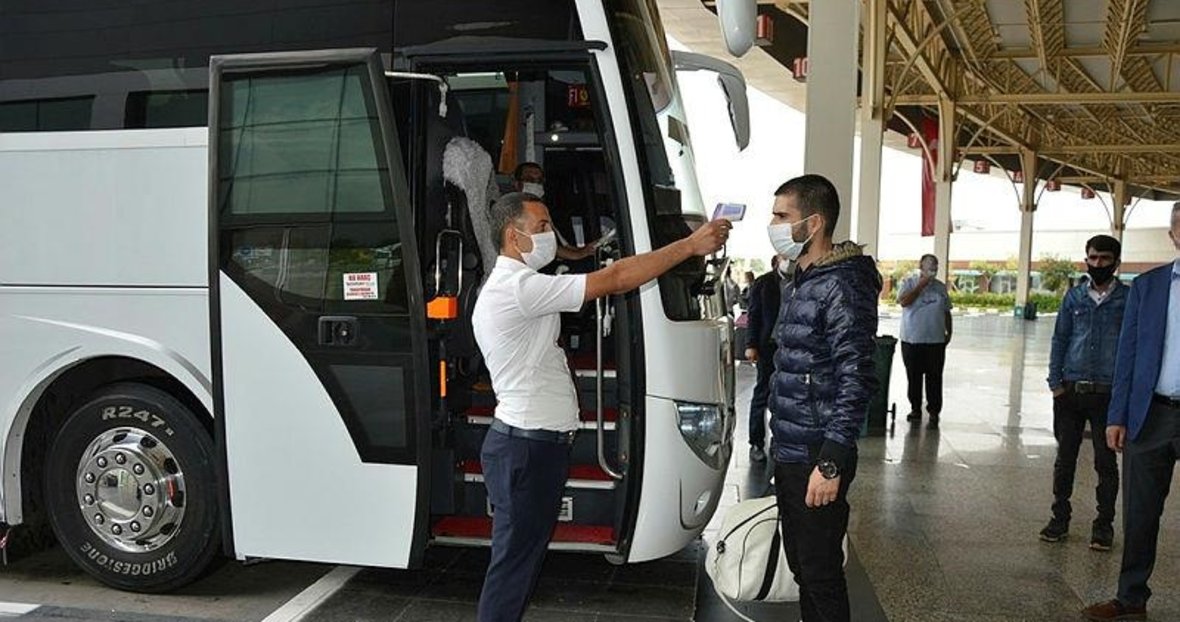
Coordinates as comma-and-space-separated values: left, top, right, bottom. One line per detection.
774, 174, 840, 236
513, 162, 543, 182
490, 192, 542, 252
1086, 234, 1122, 261
920, 254, 938, 266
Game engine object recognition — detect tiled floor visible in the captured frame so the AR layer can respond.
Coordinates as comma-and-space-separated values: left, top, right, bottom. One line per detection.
9, 314, 1176, 622
845, 314, 1180, 622
304, 314, 1180, 622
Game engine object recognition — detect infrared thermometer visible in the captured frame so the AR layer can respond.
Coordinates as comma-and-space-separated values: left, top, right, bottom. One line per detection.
712, 202, 746, 222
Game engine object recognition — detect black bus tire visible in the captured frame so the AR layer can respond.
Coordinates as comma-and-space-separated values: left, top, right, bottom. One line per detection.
44, 382, 221, 592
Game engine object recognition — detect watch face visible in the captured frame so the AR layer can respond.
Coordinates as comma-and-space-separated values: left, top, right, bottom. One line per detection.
819, 460, 839, 479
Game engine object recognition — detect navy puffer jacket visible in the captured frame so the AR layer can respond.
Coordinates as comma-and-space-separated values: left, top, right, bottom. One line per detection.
770, 242, 881, 469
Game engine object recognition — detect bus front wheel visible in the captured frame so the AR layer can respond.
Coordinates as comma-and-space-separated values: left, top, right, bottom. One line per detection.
44, 383, 220, 592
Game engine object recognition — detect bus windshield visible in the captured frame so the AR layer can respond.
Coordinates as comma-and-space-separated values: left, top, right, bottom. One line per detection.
605, 0, 706, 218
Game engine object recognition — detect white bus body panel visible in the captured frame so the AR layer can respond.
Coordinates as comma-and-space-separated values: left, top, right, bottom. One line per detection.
579, 0, 732, 561
0, 287, 212, 523
219, 276, 417, 567
0, 129, 215, 524
0, 129, 208, 287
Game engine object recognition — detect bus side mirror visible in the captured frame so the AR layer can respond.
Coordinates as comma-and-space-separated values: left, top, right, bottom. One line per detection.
672, 51, 750, 151
716, 0, 756, 57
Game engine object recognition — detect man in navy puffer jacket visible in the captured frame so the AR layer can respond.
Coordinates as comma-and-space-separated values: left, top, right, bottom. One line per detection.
766, 174, 880, 622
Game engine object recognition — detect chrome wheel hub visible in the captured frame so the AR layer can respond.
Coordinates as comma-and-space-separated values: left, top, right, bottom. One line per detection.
75, 427, 186, 553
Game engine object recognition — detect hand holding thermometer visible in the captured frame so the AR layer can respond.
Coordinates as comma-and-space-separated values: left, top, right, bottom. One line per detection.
712, 202, 746, 222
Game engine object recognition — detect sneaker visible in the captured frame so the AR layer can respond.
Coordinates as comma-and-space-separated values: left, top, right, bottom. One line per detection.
1039, 519, 1069, 542
1090, 524, 1114, 551
906, 411, 922, 422
749, 446, 767, 462
926, 415, 940, 430
1081, 599, 1146, 621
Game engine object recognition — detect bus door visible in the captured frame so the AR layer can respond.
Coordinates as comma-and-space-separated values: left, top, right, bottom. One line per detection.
208, 49, 431, 568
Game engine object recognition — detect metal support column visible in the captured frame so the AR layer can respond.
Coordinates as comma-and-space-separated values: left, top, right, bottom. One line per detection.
856, 0, 886, 257
1112, 179, 1129, 242
933, 96, 955, 281
804, 0, 859, 241
1016, 149, 1037, 307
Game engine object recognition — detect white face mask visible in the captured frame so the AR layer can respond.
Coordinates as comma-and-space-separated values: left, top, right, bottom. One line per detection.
515, 229, 557, 270
776, 259, 792, 276
767, 215, 815, 261
921, 263, 938, 278
521, 182, 545, 199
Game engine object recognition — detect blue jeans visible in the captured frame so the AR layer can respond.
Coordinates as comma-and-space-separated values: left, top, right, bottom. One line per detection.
477, 428, 571, 622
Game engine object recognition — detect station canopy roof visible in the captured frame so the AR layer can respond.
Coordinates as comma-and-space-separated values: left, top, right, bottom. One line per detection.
666, 0, 1180, 200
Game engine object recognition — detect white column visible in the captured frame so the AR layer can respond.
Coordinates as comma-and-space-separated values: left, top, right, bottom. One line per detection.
1016, 149, 1037, 307
1113, 179, 1128, 242
804, 0, 859, 242
856, 0, 886, 257
933, 96, 955, 281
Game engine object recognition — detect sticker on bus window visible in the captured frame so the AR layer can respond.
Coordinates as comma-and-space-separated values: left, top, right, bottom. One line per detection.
343, 272, 379, 300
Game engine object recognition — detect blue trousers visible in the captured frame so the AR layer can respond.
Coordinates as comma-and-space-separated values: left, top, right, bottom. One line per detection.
476, 429, 571, 622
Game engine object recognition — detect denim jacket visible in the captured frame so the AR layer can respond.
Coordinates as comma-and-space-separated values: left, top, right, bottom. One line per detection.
1047, 280, 1128, 390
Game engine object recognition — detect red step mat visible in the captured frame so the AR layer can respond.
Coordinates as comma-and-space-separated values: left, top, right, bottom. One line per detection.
432, 516, 616, 545
465, 406, 617, 423
568, 353, 617, 372
459, 460, 613, 482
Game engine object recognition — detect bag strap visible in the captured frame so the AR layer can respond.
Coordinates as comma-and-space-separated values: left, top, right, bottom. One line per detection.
712, 573, 762, 622
753, 526, 782, 601
720, 500, 778, 542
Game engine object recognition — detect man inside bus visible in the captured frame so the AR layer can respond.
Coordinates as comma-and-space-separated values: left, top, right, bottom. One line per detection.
765, 174, 881, 622
512, 162, 598, 261
472, 191, 731, 622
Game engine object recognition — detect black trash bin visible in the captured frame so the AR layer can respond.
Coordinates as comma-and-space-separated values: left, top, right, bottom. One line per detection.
863, 335, 898, 436
1023, 301, 1038, 320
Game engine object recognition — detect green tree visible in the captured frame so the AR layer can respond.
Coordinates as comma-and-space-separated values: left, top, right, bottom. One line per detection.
968, 260, 999, 294
1038, 255, 1079, 294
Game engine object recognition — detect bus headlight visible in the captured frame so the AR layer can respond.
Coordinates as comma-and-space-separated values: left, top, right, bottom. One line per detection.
675, 401, 725, 469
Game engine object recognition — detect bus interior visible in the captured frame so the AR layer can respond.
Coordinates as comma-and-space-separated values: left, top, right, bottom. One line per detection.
393, 65, 641, 553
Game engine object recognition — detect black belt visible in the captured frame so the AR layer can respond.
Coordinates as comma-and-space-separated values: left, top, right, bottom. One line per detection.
1153, 394, 1180, 409
490, 418, 576, 445
1068, 381, 1112, 395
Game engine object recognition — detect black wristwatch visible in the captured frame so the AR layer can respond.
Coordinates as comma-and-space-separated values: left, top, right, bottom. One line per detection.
816, 458, 840, 480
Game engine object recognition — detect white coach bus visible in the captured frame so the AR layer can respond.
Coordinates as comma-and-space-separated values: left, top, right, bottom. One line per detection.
0, 0, 748, 591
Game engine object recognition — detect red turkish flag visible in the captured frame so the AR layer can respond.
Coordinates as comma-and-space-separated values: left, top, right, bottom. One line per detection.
920, 117, 938, 237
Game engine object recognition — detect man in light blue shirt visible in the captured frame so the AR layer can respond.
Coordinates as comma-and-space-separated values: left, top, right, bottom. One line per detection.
1084, 203, 1180, 621
897, 254, 953, 429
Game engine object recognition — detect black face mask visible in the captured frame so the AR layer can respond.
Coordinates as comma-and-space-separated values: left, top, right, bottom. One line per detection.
1087, 263, 1117, 286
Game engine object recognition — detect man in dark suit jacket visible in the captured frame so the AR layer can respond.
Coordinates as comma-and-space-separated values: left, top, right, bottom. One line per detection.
1083, 203, 1180, 622
744, 255, 789, 462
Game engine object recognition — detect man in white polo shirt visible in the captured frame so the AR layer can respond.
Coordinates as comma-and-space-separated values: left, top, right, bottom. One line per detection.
472, 192, 730, 622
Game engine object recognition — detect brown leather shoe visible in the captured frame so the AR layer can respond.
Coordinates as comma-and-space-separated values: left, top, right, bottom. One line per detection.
1081, 599, 1146, 621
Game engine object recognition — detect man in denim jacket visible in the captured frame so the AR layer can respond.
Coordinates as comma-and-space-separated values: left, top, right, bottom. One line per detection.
1041, 234, 1127, 551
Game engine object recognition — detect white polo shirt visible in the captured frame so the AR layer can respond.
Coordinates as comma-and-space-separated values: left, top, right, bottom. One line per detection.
472, 256, 588, 432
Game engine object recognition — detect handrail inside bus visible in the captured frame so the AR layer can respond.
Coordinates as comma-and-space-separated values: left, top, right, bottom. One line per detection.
595, 249, 624, 481
384, 71, 448, 116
